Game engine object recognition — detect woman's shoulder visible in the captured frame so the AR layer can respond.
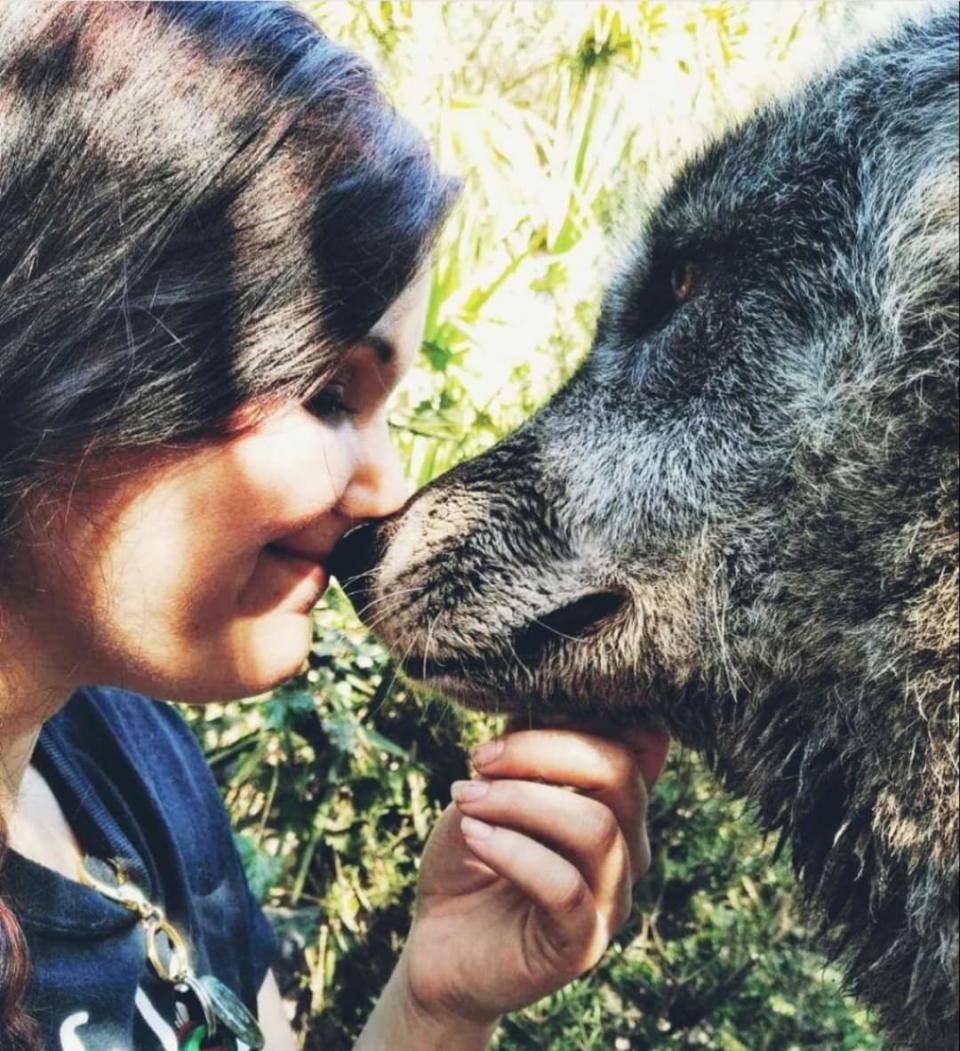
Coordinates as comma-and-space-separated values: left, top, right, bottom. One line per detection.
52, 684, 195, 745
42, 688, 246, 896
55, 684, 196, 740
45, 686, 214, 797
36, 692, 278, 1011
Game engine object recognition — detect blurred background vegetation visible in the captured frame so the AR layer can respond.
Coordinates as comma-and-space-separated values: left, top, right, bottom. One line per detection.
183, 3, 919, 1048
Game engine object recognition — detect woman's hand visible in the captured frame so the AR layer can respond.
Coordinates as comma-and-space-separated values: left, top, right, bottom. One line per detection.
358, 725, 669, 1049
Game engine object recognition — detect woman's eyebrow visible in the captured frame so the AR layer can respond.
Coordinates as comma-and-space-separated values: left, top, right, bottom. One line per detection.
366, 334, 396, 365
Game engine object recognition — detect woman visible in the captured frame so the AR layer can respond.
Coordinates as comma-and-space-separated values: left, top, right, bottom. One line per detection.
0, 3, 668, 1049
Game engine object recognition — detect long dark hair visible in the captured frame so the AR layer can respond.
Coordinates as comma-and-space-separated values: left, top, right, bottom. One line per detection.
0, 1, 456, 1042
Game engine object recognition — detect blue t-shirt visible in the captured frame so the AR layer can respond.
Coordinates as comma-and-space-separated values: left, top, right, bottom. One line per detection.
2, 687, 277, 1050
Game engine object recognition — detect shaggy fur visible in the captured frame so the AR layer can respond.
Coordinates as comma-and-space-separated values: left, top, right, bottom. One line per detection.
333, 9, 959, 1048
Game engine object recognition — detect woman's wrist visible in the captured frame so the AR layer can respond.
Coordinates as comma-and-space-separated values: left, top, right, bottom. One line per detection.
354, 947, 499, 1051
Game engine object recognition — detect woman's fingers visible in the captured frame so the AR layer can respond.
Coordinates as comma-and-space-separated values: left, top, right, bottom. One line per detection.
471, 728, 665, 876
504, 719, 671, 790
452, 778, 632, 931
457, 817, 606, 976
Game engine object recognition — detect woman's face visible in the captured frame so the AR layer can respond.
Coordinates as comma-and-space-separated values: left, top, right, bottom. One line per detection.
7, 275, 430, 704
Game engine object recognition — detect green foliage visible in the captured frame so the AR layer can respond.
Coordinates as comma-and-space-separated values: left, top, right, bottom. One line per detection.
183, 2, 912, 1047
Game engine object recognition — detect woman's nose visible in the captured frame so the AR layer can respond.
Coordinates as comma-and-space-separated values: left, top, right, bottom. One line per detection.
339, 421, 409, 522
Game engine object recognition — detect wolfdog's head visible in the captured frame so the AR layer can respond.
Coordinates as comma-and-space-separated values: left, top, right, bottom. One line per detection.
335, 19, 960, 1034
335, 10, 958, 756
333, 15, 960, 1043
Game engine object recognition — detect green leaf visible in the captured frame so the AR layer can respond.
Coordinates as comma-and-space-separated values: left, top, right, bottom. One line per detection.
234, 832, 285, 902
422, 340, 454, 373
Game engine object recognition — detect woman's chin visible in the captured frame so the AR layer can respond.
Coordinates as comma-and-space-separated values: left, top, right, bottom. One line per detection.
160, 612, 314, 703
103, 608, 316, 704
230, 611, 314, 694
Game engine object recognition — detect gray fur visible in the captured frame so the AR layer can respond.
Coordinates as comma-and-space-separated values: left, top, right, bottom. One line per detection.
334, 10, 959, 1047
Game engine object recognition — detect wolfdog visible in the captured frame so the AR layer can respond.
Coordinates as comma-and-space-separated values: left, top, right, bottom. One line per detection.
332, 9, 959, 1048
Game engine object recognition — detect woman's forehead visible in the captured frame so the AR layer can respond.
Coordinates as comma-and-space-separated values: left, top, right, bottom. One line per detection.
366, 268, 432, 369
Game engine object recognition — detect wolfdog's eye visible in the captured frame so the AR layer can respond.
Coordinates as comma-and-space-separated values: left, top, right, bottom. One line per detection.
671, 262, 697, 303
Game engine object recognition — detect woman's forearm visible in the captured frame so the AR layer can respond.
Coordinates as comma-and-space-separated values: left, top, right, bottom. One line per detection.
354, 950, 498, 1051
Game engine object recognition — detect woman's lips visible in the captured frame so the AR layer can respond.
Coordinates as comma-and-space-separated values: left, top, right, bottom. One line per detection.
239, 545, 329, 616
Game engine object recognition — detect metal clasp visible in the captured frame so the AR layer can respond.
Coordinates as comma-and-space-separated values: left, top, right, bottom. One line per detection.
78, 857, 191, 980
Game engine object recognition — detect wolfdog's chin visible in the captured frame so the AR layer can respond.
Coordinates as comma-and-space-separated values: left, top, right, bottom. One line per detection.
399, 658, 667, 728
400, 667, 540, 717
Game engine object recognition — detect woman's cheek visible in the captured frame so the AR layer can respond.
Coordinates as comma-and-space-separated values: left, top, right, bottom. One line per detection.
219, 408, 352, 533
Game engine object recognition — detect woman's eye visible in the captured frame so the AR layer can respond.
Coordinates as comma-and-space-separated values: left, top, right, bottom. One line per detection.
307, 382, 357, 420
671, 262, 697, 303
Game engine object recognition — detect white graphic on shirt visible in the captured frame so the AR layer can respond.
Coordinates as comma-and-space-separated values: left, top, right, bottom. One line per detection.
58, 1011, 123, 1051
58, 986, 177, 1050
134, 988, 179, 1050
58, 1012, 92, 1051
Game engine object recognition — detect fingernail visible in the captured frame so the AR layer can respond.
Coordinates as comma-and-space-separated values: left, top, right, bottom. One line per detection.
471, 739, 505, 767
451, 780, 490, 803
461, 815, 494, 840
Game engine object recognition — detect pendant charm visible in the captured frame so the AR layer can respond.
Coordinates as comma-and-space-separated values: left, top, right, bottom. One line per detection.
176, 975, 218, 1035
196, 974, 265, 1050
79, 855, 264, 1051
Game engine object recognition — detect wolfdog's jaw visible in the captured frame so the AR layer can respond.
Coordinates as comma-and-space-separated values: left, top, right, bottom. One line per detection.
402, 669, 532, 716
395, 647, 669, 727
396, 653, 557, 715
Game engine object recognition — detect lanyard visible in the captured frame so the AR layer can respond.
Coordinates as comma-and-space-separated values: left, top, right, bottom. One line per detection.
78, 856, 266, 1051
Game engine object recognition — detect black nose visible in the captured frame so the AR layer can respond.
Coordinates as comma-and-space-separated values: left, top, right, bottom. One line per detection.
328, 520, 384, 612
